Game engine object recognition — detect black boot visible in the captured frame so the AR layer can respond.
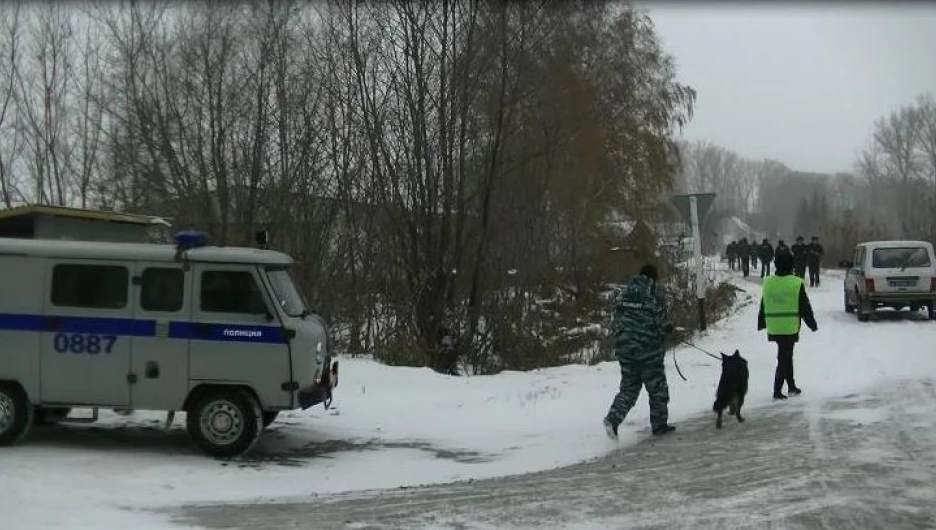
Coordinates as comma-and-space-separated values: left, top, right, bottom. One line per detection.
774, 371, 787, 400
652, 425, 676, 436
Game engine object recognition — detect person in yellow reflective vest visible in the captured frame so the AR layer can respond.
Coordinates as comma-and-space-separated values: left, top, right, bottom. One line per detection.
758, 252, 817, 399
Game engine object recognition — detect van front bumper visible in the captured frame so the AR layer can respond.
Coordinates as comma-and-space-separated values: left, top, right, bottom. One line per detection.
298, 360, 339, 410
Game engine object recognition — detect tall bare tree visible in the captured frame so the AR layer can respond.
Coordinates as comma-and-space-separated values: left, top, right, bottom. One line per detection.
15, 2, 74, 205
0, 3, 23, 207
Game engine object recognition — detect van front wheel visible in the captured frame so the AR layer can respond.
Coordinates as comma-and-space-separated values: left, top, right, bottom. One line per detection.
0, 382, 33, 445
187, 389, 262, 458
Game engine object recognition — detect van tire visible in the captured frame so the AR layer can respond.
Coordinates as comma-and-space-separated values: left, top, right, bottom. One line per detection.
261, 411, 279, 429
0, 382, 33, 445
186, 388, 263, 458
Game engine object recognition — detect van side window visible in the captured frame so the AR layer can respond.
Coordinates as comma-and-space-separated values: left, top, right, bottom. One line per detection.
141, 268, 184, 312
201, 271, 267, 315
52, 264, 129, 309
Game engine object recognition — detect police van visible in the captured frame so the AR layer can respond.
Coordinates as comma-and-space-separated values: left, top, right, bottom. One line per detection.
0, 231, 337, 457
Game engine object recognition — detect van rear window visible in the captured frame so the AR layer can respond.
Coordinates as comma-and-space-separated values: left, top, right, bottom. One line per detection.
52, 264, 129, 309
871, 247, 931, 269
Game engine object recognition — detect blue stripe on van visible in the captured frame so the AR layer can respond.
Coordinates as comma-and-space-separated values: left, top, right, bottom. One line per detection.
51, 315, 156, 336
0, 313, 46, 332
0, 313, 286, 345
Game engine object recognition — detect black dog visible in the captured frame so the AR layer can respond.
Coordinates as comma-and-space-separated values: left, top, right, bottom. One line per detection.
713, 350, 749, 429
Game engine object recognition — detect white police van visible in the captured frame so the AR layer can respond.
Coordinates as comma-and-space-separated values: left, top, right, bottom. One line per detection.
0, 231, 337, 457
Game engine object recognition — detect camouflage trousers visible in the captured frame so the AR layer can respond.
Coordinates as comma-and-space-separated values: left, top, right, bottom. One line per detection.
605, 359, 670, 430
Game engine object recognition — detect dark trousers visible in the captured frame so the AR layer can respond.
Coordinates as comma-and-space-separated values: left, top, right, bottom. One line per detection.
741, 258, 750, 277
751, 257, 758, 270
808, 264, 820, 287
795, 263, 807, 279
606, 359, 670, 430
760, 259, 771, 277
774, 340, 798, 394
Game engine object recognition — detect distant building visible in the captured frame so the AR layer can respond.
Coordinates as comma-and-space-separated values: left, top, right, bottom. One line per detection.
0, 205, 172, 243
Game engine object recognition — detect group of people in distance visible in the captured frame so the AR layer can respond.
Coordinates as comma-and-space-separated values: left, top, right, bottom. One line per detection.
726, 236, 825, 287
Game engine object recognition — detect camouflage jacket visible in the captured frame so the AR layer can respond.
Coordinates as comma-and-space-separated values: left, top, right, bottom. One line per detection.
610, 274, 668, 363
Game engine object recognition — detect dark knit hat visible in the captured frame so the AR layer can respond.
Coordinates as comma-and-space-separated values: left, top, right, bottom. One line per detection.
774, 252, 794, 274
639, 263, 658, 282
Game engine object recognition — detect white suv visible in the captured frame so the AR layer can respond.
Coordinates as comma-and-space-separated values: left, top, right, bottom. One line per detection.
844, 240, 936, 321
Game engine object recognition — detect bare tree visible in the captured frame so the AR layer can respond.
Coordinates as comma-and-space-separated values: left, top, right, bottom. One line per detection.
15, 2, 75, 205
0, 3, 23, 207
872, 105, 924, 237
70, 9, 106, 208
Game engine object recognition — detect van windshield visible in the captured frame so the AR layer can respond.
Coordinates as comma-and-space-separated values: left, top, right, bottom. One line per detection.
872, 247, 931, 269
266, 267, 308, 317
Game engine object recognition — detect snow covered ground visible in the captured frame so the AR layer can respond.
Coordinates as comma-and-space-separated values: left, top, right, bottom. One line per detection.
4, 267, 936, 529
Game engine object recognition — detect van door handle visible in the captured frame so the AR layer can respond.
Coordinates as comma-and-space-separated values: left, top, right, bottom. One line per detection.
145, 361, 160, 379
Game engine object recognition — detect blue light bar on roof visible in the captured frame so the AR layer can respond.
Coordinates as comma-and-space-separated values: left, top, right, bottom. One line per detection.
174, 230, 208, 251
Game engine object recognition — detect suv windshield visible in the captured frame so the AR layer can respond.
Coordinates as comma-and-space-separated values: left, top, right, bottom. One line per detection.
266, 267, 308, 317
872, 247, 931, 269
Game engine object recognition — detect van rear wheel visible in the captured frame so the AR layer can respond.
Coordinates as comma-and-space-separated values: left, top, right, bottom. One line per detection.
0, 383, 33, 445
187, 388, 262, 458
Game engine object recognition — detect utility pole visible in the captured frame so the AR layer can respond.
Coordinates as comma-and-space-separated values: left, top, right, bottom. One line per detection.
672, 193, 716, 331
689, 196, 706, 330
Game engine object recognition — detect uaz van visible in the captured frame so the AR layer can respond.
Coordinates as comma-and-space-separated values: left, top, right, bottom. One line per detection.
0, 232, 337, 456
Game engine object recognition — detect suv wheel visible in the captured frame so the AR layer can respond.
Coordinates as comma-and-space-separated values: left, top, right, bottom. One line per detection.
187, 388, 263, 458
0, 382, 33, 445
856, 292, 870, 322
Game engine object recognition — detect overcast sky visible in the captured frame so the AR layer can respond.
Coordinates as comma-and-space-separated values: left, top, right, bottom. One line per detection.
641, 3, 936, 174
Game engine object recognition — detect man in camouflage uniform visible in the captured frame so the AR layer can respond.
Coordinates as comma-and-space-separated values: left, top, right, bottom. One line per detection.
603, 264, 676, 439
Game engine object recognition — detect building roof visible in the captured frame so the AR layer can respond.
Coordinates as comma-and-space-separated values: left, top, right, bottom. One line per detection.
0, 237, 292, 265
0, 205, 171, 227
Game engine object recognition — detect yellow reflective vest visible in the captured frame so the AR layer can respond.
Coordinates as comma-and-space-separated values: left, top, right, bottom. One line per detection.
762, 275, 803, 335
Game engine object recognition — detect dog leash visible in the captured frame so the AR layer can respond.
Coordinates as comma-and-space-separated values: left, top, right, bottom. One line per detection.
680, 340, 721, 361
671, 346, 688, 381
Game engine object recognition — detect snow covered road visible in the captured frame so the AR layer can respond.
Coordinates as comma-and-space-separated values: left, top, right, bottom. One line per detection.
172, 378, 936, 529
